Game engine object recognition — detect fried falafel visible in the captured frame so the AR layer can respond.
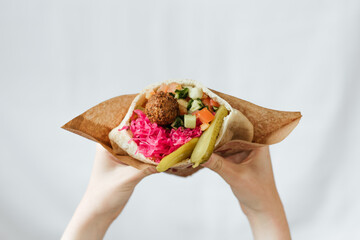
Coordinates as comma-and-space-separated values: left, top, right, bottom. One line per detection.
145, 91, 179, 125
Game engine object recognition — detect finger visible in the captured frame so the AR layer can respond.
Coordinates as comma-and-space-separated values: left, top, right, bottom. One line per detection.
93, 144, 124, 174
140, 166, 159, 177
201, 153, 225, 175
95, 143, 126, 164
125, 166, 159, 183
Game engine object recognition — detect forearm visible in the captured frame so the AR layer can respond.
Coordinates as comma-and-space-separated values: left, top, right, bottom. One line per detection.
242, 200, 291, 240
61, 192, 128, 240
61, 212, 112, 240
61, 144, 154, 239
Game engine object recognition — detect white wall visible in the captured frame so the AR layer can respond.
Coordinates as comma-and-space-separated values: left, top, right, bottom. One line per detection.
1, 0, 359, 239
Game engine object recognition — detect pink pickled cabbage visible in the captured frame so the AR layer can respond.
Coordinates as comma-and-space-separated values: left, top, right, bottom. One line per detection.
119, 110, 202, 163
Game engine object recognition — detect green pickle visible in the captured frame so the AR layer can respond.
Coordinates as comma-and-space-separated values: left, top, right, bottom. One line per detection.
156, 137, 199, 172
190, 105, 228, 168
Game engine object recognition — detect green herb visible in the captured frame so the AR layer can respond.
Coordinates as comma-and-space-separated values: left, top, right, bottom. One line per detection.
169, 92, 175, 97
187, 99, 194, 110
171, 116, 184, 129
175, 88, 189, 99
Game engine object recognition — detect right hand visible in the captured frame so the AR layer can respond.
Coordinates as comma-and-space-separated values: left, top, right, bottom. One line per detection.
202, 146, 291, 240
203, 146, 281, 214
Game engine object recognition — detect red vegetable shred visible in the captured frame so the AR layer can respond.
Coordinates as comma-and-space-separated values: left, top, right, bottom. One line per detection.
119, 110, 202, 162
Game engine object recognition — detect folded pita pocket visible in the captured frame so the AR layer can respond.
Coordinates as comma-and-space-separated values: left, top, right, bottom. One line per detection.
109, 80, 254, 170
62, 80, 301, 177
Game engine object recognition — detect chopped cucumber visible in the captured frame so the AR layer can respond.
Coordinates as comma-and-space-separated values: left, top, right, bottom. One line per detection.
174, 88, 189, 99
184, 114, 196, 129
189, 99, 204, 113
189, 87, 203, 99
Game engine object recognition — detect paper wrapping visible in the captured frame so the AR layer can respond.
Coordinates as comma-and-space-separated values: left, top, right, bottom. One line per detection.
62, 91, 301, 177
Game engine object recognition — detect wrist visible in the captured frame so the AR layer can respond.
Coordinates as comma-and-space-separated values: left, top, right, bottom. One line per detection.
241, 200, 291, 240
62, 198, 116, 240
79, 190, 125, 222
239, 192, 283, 216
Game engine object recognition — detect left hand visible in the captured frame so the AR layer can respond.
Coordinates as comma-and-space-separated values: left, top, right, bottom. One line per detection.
62, 143, 158, 240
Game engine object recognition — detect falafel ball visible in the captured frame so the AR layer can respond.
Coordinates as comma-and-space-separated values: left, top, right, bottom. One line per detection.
145, 91, 179, 125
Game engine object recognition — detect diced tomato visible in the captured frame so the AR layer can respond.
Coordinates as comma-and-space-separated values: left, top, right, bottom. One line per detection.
202, 92, 209, 99
210, 99, 220, 107
167, 83, 182, 93
203, 97, 220, 109
200, 123, 210, 131
196, 117, 202, 126
201, 98, 215, 114
202, 98, 211, 107
157, 83, 169, 93
196, 108, 215, 124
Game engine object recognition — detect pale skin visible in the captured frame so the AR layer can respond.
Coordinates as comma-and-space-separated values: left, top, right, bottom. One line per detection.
62, 144, 291, 240
202, 147, 291, 240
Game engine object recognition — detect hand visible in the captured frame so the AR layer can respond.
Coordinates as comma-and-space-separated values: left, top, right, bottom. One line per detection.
202, 146, 291, 240
62, 144, 158, 240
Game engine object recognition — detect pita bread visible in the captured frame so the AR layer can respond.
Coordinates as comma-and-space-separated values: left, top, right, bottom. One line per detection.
109, 79, 254, 169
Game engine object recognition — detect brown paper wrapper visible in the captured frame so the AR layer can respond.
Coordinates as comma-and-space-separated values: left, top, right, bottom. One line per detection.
62, 91, 301, 177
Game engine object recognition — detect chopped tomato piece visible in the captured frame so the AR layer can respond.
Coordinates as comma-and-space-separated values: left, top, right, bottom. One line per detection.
202, 98, 211, 107
201, 98, 215, 114
196, 117, 202, 126
210, 99, 220, 107
196, 107, 215, 124
157, 83, 169, 93
167, 83, 182, 93
202, 92, 209, 99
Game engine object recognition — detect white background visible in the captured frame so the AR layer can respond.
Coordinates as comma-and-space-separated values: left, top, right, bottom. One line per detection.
1, 0, 360, 239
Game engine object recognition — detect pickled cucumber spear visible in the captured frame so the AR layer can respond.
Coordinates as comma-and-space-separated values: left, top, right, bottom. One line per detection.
190, 105, 228, 168
156, 137, 199, 172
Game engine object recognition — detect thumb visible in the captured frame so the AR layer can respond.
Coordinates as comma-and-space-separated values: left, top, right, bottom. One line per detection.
140, 166, 159, 178
125, 165, 158, 184
201, 153, 226, 175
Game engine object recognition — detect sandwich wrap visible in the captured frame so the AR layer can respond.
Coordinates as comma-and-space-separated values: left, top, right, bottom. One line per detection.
109, 80, 254, 170
62, 80, 302, 177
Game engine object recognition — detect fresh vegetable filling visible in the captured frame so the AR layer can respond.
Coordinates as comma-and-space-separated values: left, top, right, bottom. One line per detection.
120, 82, 223, 163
